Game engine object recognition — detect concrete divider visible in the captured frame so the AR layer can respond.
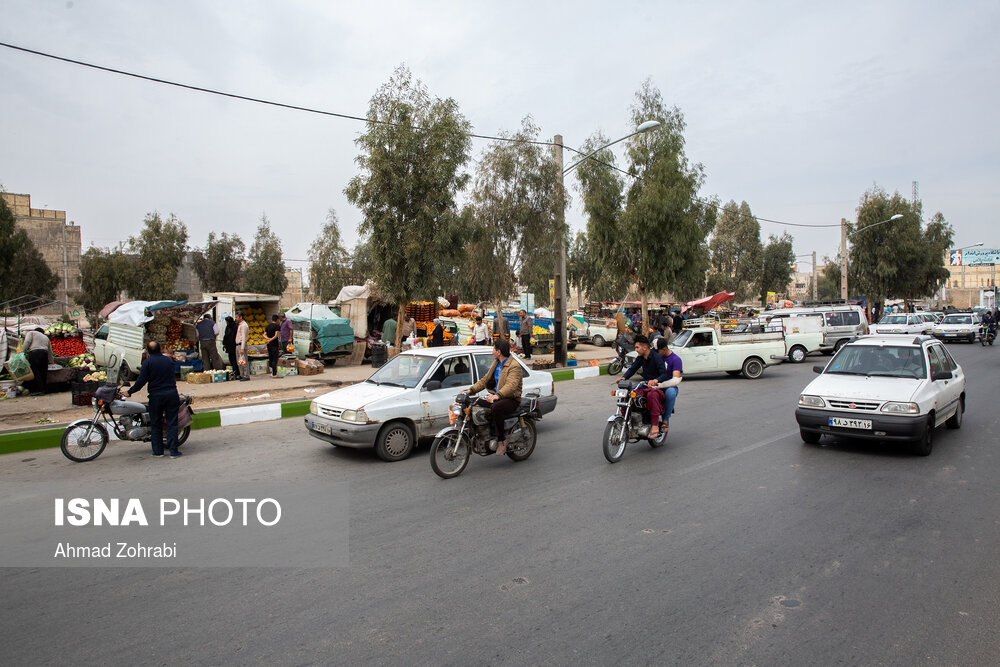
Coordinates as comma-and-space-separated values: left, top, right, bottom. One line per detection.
0, 364, 607, 456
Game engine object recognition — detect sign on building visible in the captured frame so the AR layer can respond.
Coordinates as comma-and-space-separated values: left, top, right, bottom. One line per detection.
950, 248, 1000, 266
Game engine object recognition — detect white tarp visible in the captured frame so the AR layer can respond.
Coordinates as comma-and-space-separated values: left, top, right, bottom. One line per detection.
107, 301, 158, 326
333, 285, 371, 303
287, 303, 341, 320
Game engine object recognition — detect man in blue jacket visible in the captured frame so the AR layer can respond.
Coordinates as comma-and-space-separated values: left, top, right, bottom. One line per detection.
126, 341, 182, 458
616, 334, 670, 436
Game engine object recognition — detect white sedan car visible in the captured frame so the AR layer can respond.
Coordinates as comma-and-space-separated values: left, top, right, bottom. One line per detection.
932, 313, 981, 343
304, 346, 557, 461
795, 335, 965, 455
869, 313, 931, 336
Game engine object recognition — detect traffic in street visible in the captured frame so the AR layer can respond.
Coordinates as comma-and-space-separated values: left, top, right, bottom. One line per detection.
2, 342, 998, 664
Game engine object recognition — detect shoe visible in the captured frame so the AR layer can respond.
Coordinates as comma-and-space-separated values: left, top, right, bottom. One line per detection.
170, 451, 183, 458
239, 377, 250, 382
495, 441, 507, 456
151, 453, 164, 458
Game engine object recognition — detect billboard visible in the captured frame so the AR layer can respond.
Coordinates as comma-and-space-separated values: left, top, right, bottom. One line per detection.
950, 248, 1000, 266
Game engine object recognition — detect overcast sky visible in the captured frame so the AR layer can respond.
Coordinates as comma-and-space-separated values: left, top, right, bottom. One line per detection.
2, 0, 998, 282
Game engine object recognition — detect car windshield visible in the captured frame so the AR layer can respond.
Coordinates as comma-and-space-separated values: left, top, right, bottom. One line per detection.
672, 330, 693, 347
878, 315, 908, 324
825, 345, 926, 378
941, 315, 972, 324
365, 354, 435, 388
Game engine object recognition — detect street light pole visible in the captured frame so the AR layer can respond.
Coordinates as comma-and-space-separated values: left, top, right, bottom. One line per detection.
553, 119, 661, 366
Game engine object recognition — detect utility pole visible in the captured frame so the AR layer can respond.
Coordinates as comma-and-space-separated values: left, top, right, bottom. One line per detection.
553, 134, 567, 366
840, 218, 848, 300
812, 250, 817, 301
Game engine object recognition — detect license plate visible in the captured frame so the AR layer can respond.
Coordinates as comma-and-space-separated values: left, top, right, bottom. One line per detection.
945, 333, 957, 337
829, 417, 872, 429
312, 421, 332, 435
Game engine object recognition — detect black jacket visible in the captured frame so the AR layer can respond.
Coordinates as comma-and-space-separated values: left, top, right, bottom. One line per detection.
223, 317, 237, 353
430, 324, 444, 347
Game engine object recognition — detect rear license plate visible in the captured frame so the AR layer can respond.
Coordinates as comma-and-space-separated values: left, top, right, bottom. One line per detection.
312, 421, 332, 435
829, 417, 872, 429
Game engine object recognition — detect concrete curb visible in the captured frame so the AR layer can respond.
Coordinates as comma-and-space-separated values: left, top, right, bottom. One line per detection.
0, 364, 607, 456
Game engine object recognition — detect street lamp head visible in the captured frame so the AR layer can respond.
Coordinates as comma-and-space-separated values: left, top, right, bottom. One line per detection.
972, 241, 985, 247
889, 214, 903, 220
636, 120, 661, 133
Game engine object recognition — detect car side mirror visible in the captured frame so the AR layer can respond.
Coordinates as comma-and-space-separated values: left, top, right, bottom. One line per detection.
931, 370, 953, 381
812, 365, 825, 374
423, 380, 442, 391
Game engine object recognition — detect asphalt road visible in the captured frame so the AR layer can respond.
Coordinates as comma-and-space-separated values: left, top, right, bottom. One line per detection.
2, 343, 999, 665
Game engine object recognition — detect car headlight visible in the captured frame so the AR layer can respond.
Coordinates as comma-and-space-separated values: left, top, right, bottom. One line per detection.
339, 409, 369, 423
798, 395, 826, 408
881, 402, 919, 414
309, 400, 319, 416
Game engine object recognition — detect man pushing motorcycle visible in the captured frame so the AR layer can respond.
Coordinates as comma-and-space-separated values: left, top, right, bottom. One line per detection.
614, 334, 670, 436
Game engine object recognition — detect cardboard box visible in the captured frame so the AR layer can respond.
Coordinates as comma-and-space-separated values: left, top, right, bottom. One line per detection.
277, 365, 297, 377
250, 359, 268, 375
296, 359, 324, 376
210, 371, 227, 382
186, 372, 213, 384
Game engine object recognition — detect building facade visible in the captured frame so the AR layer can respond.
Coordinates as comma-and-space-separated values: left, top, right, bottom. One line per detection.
937, 247, 998, 310
2, 192, 82, 315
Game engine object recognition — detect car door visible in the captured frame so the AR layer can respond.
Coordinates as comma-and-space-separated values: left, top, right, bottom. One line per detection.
681, 331, 718, 373
930, 344, 963, 418
93, 324, 109, 367
925, 344, 958, 424
420, 353, 474, 434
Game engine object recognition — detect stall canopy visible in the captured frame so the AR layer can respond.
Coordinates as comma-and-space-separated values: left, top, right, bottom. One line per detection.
682, 291, 735, 314
98, 300, 128, 319
286, 303, 354, 353
106, 300, 190, 326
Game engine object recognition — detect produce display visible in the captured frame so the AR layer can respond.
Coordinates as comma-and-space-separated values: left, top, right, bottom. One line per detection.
44, 322, 78, 337
82, 371, 107, 382
147, 312, 194, 355
50, 336, 87, 357
66, 353, 97, 372
242, 307, 271, 346
406, 301, 438, 321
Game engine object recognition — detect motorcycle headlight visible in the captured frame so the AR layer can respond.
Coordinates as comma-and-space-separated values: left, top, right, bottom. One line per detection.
309, 400, 319, 416
798, 395, 826, 408
451, 404, 463, 416
881, 402, 919, 414
340, 409, 369, 423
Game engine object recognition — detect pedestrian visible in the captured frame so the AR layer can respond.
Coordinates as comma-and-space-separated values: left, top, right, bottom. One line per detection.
279, 312, 294, 353
492, 313, 510, 343
265, 314, 281, 378
21, 327, 54, 396
126, 341, 182, 458
222, 315, 238, 374
430, 318, 444, 347
381, 315, 397, 347
473, 315, 489, 345
195, 314, 226, 371
519, 309, 534, 359
234, 311, 250, 381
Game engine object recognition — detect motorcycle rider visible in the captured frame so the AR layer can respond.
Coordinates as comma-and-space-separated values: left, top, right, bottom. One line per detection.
982, 309, 995, 341
459, 338, 522, 456
652, 337, 683, 433
125, 341, 182, 458
614, 334, 669, 436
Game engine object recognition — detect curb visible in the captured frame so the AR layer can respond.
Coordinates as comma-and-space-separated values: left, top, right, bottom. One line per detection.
0, 364, 608, 456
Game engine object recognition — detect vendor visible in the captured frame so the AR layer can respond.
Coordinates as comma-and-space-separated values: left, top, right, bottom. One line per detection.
22, 327, 54, 396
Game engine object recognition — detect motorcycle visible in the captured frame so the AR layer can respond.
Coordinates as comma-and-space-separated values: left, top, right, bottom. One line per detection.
60, 383, 195, 462
981, 323, 995, 346
603, 378, 670, 463
607, 322, 641, 375
430, 392, 540, 479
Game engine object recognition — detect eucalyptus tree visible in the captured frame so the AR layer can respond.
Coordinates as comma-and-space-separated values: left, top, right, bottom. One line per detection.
308, 209, 351, 303
193, 232, 245, 293
706, 200, 763, 301
122, 212, 188, 300
245, 214, 287, 296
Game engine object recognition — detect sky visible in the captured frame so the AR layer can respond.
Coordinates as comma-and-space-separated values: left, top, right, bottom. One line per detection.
2, 0, 998, 284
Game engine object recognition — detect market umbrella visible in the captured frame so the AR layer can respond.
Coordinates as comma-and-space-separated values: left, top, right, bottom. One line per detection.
681, 291, 736, 314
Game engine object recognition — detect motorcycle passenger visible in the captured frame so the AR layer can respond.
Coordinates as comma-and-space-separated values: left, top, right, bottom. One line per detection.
459, 339, 522, 456
126, 341, 182, 458
615, 334, 669, 436
652, 337, 683, 433
983, 310, 995, 340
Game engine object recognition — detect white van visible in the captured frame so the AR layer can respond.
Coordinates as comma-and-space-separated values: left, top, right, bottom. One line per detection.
758, 304, 868, 354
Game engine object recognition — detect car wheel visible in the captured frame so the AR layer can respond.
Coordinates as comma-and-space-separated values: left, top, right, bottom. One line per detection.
591, 334, 606, 347
374, 421, 415, 462
741, 357, 764, 379
911, 418, 934, 456
788, 345, 807, 363
946, 397, 964, 429
800, 429, 821, 445
834, 339, 848, 352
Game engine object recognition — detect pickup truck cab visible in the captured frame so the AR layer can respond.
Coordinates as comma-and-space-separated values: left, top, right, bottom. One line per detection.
93, 322, 145, 378
628, 325, 787, 379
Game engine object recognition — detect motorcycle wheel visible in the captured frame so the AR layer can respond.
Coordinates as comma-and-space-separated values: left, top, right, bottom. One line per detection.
177, 426, 191, 446
648, 426, 667, 448
602, 418, 628, 463
60, 421, 109, 462
430, 431, 471, 479
607, 358, 624, 375
506, 420, 537, 461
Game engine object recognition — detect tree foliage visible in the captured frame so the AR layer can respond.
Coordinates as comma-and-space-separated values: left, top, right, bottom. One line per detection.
192, 232, 245, 293
706, 200, 763, 301
344, 65, 472, 345
464, 116, 564, 308
817, 256, 842, 300
308, 209, 351, 303
574, 132, 628, 301
760, 232, 795, 302
245, 214, 288, 296
848, 186, 952, 306
121, 212, 188, 300
0, 196, 59, 304
76, 246, 130, 318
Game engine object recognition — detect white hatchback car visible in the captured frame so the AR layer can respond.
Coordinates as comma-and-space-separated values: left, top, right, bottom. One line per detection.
869, 313, 931, 336
304, 346, 557, 461
933, 312, 981, 343
795, 335, 965, 455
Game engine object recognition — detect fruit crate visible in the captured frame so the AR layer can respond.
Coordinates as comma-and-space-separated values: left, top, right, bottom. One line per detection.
71, 380, 100, 407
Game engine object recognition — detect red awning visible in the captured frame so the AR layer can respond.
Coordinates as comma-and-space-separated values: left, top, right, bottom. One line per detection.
682, 291, 735, 314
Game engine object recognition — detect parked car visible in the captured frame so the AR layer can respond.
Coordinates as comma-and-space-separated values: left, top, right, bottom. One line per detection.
869, 313, 928, 336
653, 325, 788, 378
759, 304, 868, 353
795, 335, 965, 455
304, 346, 558, 461
932, 313, 982, 343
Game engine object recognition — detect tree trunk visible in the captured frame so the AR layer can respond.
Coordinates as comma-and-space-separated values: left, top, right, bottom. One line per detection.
640, 287, 649, 336
394, 302, 406, 348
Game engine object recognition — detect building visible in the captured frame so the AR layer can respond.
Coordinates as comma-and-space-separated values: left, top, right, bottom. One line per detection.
786, 264, 827, 302
937, 247, 998, 310
173, 252, 205, 302
280, 268, 306, 309
2, 192, 82, 315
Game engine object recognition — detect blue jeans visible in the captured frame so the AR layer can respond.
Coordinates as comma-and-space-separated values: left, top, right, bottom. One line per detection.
662, 387, 678, 423
148, 391, 180, 455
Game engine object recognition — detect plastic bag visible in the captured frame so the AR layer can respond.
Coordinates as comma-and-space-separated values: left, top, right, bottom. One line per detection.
7, 352, 31, 378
